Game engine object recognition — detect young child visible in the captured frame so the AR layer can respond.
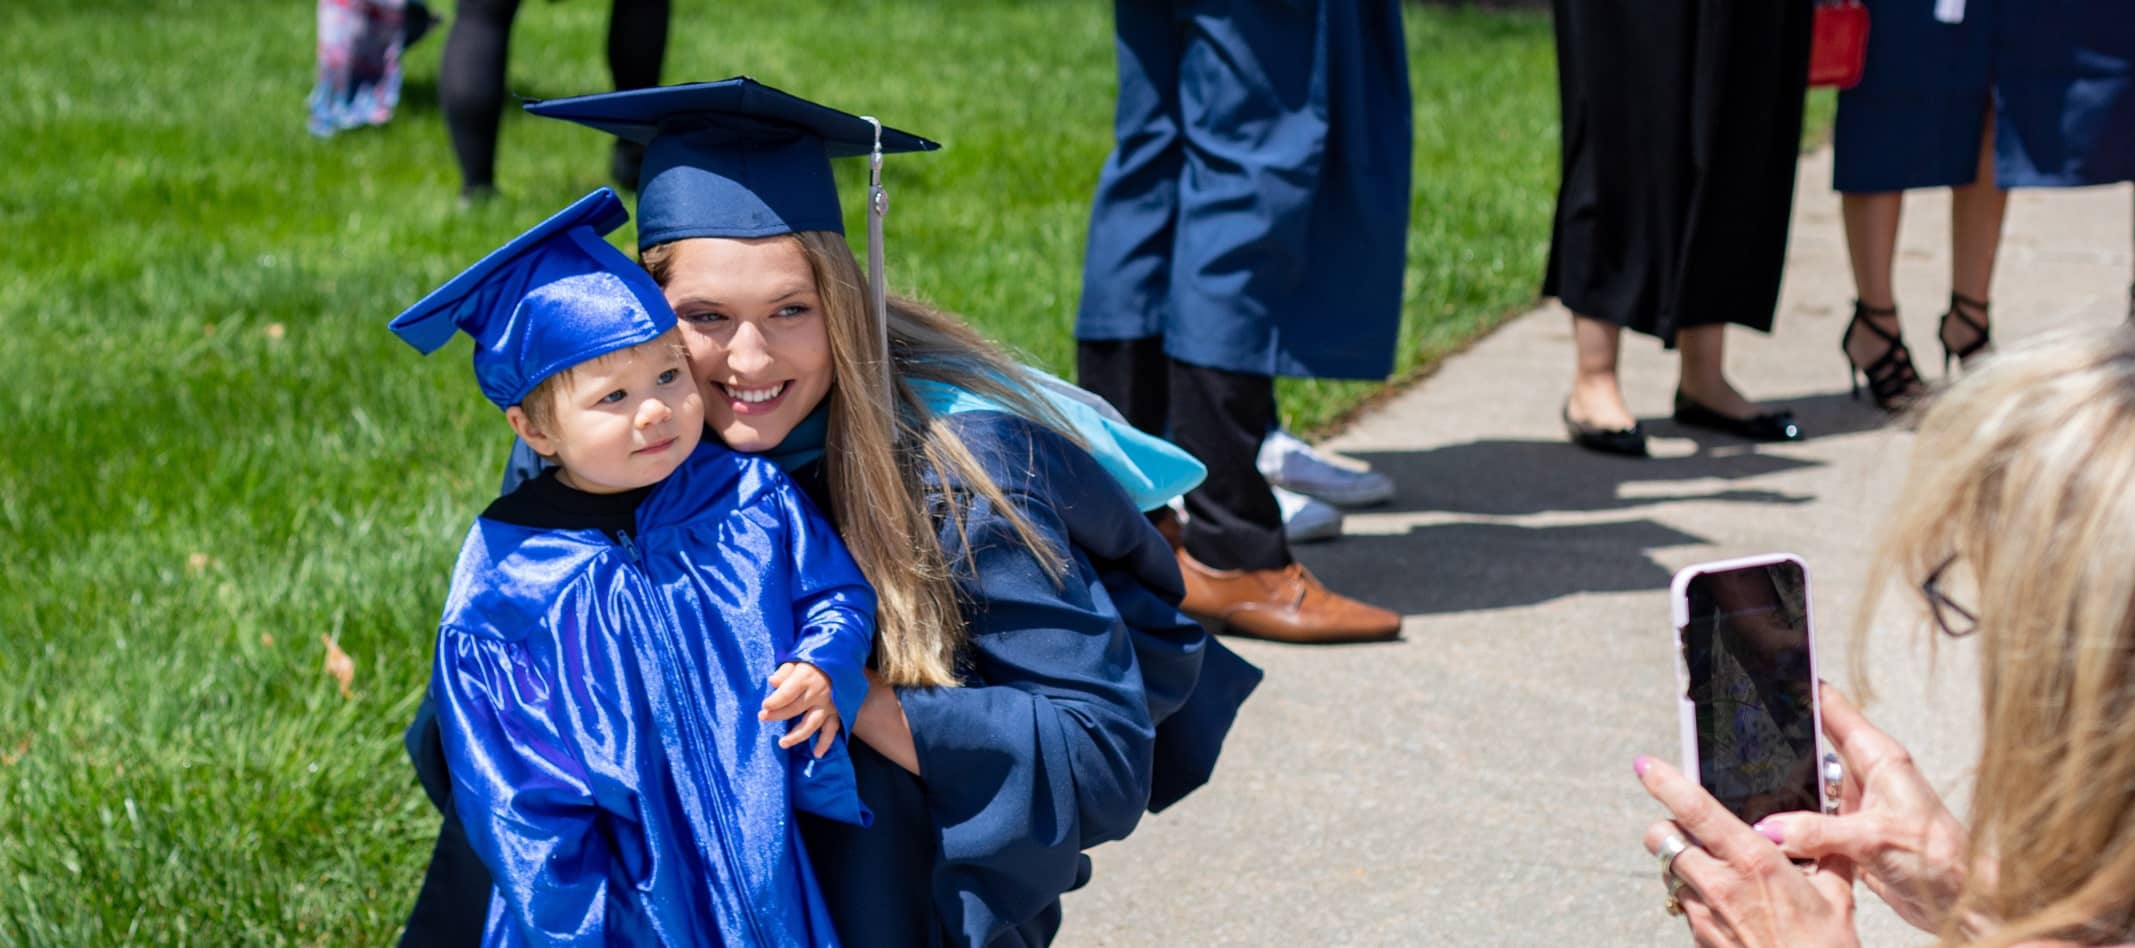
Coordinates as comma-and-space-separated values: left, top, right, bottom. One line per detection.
390, 187, 875, 945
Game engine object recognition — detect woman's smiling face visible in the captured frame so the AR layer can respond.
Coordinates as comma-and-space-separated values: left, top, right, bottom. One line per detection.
659, 236, 834, 454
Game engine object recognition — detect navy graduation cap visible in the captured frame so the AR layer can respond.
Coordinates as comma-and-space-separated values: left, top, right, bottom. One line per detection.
524, 77, 940, 249
389, 188, 675, 410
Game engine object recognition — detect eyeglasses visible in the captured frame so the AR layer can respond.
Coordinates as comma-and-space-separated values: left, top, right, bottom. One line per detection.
1921, 555, 1978, 638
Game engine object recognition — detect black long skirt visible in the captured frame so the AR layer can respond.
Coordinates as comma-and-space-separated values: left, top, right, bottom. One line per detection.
1542, 0, 1813, 346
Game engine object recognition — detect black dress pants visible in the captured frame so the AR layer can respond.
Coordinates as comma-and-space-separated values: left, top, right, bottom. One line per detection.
1077, 337, 1290, 573
439, 0, 671, 193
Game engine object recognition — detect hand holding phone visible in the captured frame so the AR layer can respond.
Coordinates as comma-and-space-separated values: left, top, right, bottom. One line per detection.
1670, 555, 1826, 827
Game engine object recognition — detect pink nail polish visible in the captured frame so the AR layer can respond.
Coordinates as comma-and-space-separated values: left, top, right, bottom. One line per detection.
1753, 819, 1784, 845
1633, 755, 1653, 777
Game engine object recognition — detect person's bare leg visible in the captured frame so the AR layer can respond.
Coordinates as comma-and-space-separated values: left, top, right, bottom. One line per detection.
1675, 324, 1762, 418
1568, 313, 1638, 430
1841, 190, 1905, 368
1943, 110, 2007, 356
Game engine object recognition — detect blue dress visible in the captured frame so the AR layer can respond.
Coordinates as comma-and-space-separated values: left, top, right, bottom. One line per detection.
432, 442, 875, 945
1835, 0, 2134, 191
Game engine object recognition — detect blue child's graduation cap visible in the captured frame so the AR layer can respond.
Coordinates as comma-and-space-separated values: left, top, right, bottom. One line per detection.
389, 188, 676, 410
524, 77, 939, 249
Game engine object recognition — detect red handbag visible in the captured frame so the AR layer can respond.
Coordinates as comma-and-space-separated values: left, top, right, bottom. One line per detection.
1809, 0, 1870, 89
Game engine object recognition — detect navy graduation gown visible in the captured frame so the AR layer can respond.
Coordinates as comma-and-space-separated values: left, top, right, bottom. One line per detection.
433, 443, 875, 945
1076, 0, 1413, 380
799, 411, 1263, 947
1996, 0, 2135, 187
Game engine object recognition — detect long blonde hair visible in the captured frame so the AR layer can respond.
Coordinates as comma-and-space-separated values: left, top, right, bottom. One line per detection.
1856, 327, 2135, 946
644, 232, 1073, 687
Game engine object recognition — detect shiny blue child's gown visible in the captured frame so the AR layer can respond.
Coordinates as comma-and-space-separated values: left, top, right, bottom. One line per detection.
433, 441, 875, 945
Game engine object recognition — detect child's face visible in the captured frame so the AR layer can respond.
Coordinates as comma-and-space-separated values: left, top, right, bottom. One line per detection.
660, 236, 834, 454
522, 338, 704, 494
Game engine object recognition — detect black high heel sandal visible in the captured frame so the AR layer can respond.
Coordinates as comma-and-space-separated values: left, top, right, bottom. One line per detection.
1842, 300, 1925, 412
1938, 293, 1991, 372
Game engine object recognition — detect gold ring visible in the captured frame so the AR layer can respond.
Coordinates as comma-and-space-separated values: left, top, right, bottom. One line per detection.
1661, 855, 1690, 916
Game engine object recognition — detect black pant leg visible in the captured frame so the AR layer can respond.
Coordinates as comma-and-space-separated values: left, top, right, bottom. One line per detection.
398, 700, 492, 946
438, 0, 523, 193
601, 0, 670, 189
604, 0, 669, 90
1076, 336, 1170, 436
1169, 359, 1289, 571
399, 814, 493, 948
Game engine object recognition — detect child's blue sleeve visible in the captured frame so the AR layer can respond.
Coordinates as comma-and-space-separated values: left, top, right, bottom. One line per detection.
773, 480, 877, 828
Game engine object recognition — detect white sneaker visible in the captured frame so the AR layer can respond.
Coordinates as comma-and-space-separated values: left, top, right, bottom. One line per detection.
1258, 428, 1394, 508
1274, 485, 1344, 544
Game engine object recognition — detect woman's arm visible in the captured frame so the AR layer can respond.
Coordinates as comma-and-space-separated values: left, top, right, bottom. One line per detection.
851, 668, 920, 773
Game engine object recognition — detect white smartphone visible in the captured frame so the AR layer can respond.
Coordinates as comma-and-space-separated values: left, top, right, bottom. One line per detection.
1669, 554, 1827, 825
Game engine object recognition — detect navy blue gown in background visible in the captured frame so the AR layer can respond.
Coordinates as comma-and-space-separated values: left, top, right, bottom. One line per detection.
1075, 0, 1413, 381
1835, 0, 2134, 192
1996, 0, 2135, 187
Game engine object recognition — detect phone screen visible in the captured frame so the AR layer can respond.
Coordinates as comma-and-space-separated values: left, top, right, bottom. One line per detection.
1680, 561, 1818, 825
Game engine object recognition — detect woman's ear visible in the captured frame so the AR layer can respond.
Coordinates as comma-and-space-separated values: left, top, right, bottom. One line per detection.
505, 405, 558, 457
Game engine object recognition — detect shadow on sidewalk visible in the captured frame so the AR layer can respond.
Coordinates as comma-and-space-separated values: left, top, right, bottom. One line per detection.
1344, 439, 1817, 517
1280, 391, 1901, 616
1295, 517, 1700, 617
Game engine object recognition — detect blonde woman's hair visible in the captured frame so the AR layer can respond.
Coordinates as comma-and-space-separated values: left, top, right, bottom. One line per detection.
643, 233, 1074, 687
1856, 327, 2135, 947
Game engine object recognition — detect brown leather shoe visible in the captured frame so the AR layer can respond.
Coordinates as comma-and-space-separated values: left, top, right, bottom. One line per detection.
1176, 550, 1402, 644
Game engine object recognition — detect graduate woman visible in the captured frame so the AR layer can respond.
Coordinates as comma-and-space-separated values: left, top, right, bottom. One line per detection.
399, 78, 1262, 947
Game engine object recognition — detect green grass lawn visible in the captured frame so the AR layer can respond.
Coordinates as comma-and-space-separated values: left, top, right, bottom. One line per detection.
0, 0, 1819, 941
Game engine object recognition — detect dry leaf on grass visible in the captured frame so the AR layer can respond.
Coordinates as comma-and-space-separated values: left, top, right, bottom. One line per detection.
320, 634, 355, 699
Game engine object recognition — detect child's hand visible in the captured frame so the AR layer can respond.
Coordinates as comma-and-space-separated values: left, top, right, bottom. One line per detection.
760, 662, 841, 758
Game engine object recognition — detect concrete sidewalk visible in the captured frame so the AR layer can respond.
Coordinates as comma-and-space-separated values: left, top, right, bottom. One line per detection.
1059, 150, 2134, 945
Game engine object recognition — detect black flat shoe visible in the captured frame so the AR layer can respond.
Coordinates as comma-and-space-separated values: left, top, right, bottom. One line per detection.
1672, 390, 1802, 442
1563, 401, 1648, 457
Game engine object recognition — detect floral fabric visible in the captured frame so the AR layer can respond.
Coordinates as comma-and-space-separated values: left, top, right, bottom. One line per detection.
307, 0, 407, 137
